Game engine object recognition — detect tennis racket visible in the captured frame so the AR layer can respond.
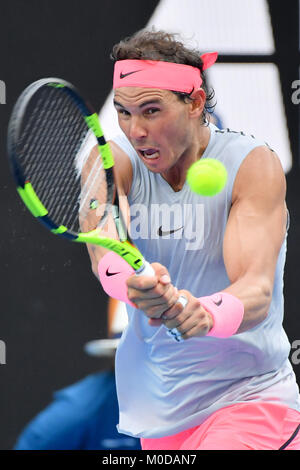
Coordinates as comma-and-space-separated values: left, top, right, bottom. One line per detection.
7, 77, 186, 341
7, 77, 155, 276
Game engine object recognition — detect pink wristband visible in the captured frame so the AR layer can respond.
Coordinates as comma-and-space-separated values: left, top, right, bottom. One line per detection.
199, 292, 244, 338
98, 252, 136, 307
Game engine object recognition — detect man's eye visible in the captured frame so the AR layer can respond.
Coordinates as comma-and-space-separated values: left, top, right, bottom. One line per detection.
145, 108, 159, 115
118, 109, 130, 116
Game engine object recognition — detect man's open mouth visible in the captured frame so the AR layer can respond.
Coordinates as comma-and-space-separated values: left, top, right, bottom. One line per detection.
137, 148, 160, 159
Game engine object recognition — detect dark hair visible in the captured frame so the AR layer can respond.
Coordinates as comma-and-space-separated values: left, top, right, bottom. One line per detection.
111, 29, 216, 124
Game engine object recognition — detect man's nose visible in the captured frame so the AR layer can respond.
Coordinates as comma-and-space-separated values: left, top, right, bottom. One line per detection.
129, 116, 147, 141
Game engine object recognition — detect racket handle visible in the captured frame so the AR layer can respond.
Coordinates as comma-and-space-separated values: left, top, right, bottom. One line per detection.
135, 264, 188, 308
136, 262, 188, 343
135, 261, 156, 277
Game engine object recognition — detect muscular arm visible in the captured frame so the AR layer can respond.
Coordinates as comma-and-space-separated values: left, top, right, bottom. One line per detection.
223, 145, 287, 332
148, 146, 288, 337
85, 141, 133, 279
85, 141, 177, 311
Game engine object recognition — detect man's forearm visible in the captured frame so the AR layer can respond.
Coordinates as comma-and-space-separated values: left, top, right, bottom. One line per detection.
224, 274, 273, 333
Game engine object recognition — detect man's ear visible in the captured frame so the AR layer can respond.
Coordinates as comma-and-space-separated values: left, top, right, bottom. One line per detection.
189, 88, 206, 119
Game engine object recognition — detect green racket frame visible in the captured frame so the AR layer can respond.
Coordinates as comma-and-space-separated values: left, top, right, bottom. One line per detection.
8, 78, 144, 272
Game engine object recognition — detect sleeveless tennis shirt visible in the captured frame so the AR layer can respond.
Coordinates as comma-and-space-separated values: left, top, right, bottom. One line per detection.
111, 124, 300, 438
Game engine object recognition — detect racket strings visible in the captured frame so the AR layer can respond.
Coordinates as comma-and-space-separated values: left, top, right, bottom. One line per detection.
36, 94, 86, 227
79, 157, 107, 225
18, 88, 83, 207
16, 86, 105, 233
47, 107, 88, 228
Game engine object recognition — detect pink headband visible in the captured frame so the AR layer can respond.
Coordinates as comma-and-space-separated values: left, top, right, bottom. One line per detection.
113, 52, 218, 93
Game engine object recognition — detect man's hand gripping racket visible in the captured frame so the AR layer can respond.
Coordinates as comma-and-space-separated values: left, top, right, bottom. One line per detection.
7, 78, 186, 341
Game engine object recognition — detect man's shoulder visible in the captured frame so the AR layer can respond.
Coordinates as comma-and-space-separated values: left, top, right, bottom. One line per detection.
214, 127, 271, 150
232, 144, 286, 204
108, 137, 133, 196
109, 134, 136, 158
208, 125, 271, 177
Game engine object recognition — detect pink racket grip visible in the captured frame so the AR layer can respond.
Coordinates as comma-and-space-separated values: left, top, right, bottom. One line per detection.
98, 252, 155, 307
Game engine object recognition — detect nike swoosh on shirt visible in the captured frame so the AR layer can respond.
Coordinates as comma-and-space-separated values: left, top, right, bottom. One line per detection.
120, 70, 141, 79
158, 226, 183, 237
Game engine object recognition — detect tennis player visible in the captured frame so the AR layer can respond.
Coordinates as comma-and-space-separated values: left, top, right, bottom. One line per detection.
91, 30, 300, 450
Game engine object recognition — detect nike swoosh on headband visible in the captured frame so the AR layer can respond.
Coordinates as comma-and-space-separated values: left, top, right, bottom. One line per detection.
113, 55, 218, 92
120, 70, 141, 79
158, 226, 183, 237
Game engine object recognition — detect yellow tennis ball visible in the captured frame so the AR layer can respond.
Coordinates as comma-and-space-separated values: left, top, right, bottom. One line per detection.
186, 158, 227, 196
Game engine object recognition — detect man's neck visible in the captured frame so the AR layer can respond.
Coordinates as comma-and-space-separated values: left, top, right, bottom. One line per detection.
161, 124, 211, 192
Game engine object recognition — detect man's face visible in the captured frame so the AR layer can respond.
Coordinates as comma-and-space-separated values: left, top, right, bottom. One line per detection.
113, 87, 195, 174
